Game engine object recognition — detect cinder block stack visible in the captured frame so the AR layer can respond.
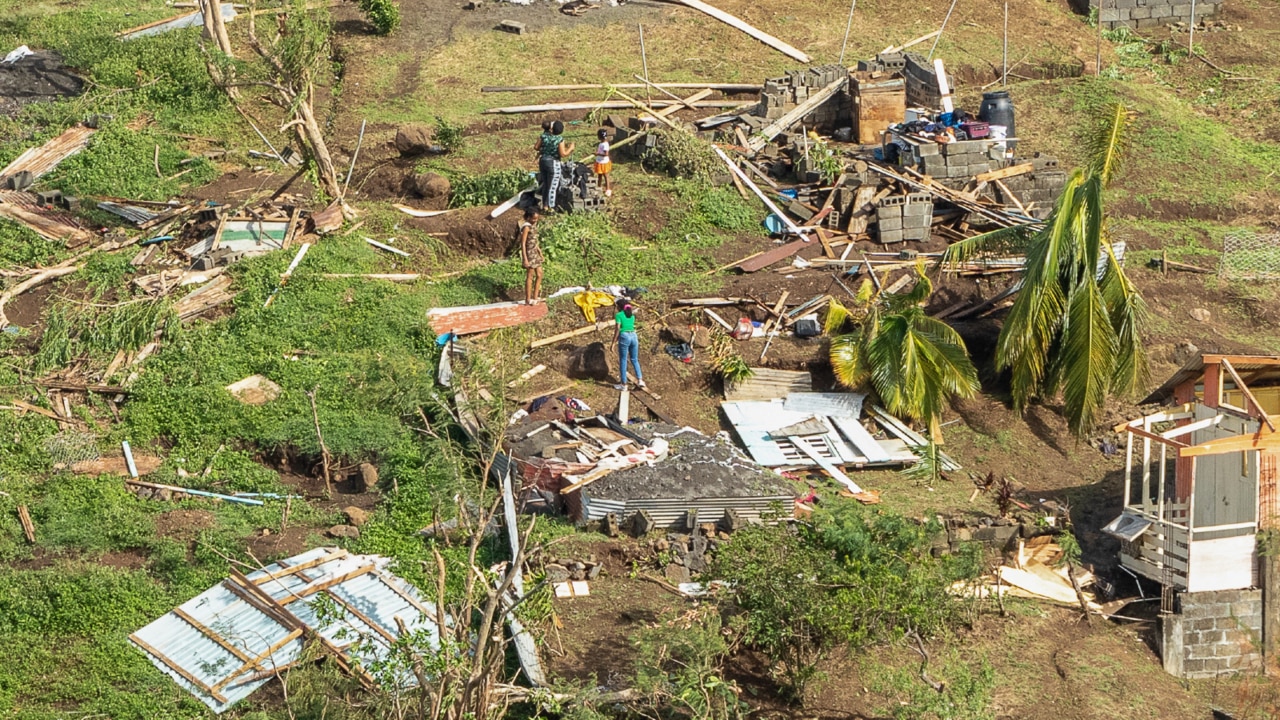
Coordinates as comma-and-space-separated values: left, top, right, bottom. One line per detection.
857, 52, 950, 111
917, 139, 997, 179
990, 156, 1067, 217
875, 193, 933, 244
1090, 0, 1218, 30
756, 64, 851, 131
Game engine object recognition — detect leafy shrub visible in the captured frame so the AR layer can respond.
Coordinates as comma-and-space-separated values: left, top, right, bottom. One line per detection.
449, 168, 531, 208
52, 124, 218, 200
358, 0, 400, 35
434, 115, 465, 152
632, 606, 746, 719
641, 128, 721, 181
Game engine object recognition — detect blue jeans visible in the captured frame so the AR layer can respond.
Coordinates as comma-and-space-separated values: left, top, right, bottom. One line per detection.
618, 331, 642, 384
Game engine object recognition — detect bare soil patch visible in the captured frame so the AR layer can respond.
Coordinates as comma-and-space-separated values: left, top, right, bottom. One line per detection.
0, 50, 84, 118
154, 508, 217, 543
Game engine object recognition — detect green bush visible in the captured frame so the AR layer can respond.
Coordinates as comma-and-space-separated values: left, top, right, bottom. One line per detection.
358, 0, 401, 35
641, 128, 721, 181
434, 115, 465, 152
449, 168, 531, 208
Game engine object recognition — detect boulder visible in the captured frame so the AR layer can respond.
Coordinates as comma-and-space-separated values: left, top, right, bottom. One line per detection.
224, 374, 282, 405
664, 563, 691, 585
413, 172, 451, 199
545, 562, 571, 583
327, 524, 361, 539
562, 342, 611, 381
395, 124, 435, 156
344, 506, 371, 526
1189, 308, 1211, 323
356, 462, 379, 492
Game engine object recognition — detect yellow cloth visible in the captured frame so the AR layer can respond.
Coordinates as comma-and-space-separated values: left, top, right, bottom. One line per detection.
574, 290, 616, 323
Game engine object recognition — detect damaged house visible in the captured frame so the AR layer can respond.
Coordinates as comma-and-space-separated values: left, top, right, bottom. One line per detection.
1106, 353, 1280, 678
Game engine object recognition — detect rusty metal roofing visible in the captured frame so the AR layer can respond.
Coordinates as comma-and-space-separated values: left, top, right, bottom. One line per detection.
1142, 354, 1280, 405
0, 124, 95, 183
130, 547, 441, 714
427, 299, 548, 336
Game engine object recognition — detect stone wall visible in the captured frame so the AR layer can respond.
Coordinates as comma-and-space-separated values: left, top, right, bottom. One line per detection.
756, 64, 850, 131
1161, 588, 1264, 678
1088, 0, 1219, 30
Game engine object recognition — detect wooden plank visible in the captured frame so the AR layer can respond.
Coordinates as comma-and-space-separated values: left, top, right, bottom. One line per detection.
1181, 428, 1280, 458
790, 435, 864, 493
171, 607, 253, 662
704, 250, 763, 276
17, 505, 35, 543
427, 300, 549, 336
738, 239, 808, 272
323, 590, 397, 644
652, 88, 713, 118
483, 99, 755, 114
130, 633, 230, 703
749, 77, 847, 151
1221, 358, 1276, 431
631, 389, 678, 425
713, 148, 809, 239
211, 628, 305, 691
252, 550, 349, 586
529, 320, 616, 349
283, 564, 379, 602
1126, 424, 1189, 449
482, 82, 761, 93
975, 163, 1034, 183
993, 179, 1027, 215
671, 0, 811, 63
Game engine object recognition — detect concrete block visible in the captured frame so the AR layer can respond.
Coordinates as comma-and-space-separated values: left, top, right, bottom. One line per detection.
1136, 16, 1160, 28
1130, 6, 1151, 18
1152, 4, 1173, 18
879, 215, 903, 231
497, 19, 527, 34
917, 141, 939, 156
878, 229, 904, 244
903, 201, 932, 217
1171, 3, 1192, 17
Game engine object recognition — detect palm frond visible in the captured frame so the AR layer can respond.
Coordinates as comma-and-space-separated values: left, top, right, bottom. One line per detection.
825, 299, 851, 335
829, 331, 869, 389
1086, 102, 1130, 187
1099, 255, 1149, 396
1059, 281, 1119, 436
941, 225, 1033, 267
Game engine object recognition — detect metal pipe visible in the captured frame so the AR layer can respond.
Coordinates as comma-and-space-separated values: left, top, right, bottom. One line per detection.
839, 0, 857, 66
927, 0, 961, 60
127, 479, 265, 506
342, 118, 367, 198
122, 440, 138, 478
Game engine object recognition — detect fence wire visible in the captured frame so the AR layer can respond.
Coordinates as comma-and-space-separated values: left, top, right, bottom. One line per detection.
1221, 232, 1280, 280
44, 431, 101, 468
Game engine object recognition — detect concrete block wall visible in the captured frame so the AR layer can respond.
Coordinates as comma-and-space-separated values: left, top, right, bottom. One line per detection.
1162, 588, 1264, 679
756, 64, 850, 130
858, 52, 953, 111
1088, 0, 1219, 30
918, 139, 998, 180
874, 193, 932, 243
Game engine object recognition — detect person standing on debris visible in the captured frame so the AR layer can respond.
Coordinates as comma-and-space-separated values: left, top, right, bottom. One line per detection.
519, 209, 543, 304
594, 128, 614, 198
535, 120, 574, 213
614, 299, 646, 390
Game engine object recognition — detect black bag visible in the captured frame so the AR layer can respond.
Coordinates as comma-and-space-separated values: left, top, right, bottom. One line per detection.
793, 318, 821, 337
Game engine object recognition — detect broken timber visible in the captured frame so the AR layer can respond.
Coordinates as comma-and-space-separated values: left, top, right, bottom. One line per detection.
738, 239, 808, 272
529, 319, 616, 349
427, 300, 549, 336
669, 0, 811, 63
0, 124, 97, 184
484, 100, 755, 114
482, 82, 761, 92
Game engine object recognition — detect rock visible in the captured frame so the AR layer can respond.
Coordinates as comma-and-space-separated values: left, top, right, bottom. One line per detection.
157, 488, 173, 501
685, 552, 707, 574
544, 563, 571, 583
344, 506, 370, 526
664, 563, 691, 585
357, 462, 379, 492
414, 172, 451, 199
570, 566, 586, 581
690, 326, 712, 348
1189, 308, 1211, 323
717, 531, 731, 541
225, 375, 282, 405
327, 524, 361, 539
562, 342, 611, 381
586, 562, 602, 580
395, 124, 435, 156
1174, 340, 1200, 365
655, 539, 670, 552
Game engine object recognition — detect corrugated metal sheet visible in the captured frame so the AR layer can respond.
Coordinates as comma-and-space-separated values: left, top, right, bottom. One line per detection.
98, 201, 159, 225
724, 368, 811, 401
783, 392, 865, 419
427, 300, 549, 336
118, 3, 237, 40
184, 222, 289, 258
0, 125, 96, 182
581, 492, 792, 526
130, 547, 441, 714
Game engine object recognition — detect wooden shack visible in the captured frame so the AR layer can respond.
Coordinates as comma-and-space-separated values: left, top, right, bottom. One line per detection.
1106, 354, 1280, 593
849, 71, 905, 145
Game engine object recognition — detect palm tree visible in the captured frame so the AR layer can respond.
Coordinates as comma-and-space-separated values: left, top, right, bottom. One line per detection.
943, 102, 1146, 437
828, 272, 979, 435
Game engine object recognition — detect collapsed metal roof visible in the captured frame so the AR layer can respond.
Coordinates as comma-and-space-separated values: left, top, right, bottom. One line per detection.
130, 547, 442, 714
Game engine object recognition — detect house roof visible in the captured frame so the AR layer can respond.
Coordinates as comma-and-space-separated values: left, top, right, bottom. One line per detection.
129, 547, 442, 714
1142, 354, 1280, 405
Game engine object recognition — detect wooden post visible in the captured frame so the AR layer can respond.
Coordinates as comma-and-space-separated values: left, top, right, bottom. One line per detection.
17, 506, 35, 544
618, 387, 630, 425
1263, 550, 1280, 660
1158, 442, 1167, 523
1123, 429, 1134, 508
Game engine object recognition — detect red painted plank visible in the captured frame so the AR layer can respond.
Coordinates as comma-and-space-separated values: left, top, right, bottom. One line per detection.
427, 300, 548, 335
738, 239, 808, 273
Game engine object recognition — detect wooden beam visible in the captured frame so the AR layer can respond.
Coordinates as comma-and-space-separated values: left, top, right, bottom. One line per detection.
252, 550, 348, 586
1126, 424, 1189, 449
211, 628, 305, 692
670, 0, 811, 63
17, 505, 35, 543
530, 320, 616, 349
975, 162, 1034, 183
653, 89, 713, 119
481, 82, 762, 93
323, 590, 397, 644
1221, 358, 1277, 431
748, 77, 847, 151
482, 99, 754, 114
130, 633, 230, 703
1181, 429, 1280, 458
713, 147, 810, 238
172, 607, 253, 663
282, 564, 379, 603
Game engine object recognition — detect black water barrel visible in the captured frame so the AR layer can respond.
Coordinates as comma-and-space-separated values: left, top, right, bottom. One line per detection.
979, 91, 1016, 150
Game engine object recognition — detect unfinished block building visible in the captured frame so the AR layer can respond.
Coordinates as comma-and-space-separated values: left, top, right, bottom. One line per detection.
1106, 353, 1280, 678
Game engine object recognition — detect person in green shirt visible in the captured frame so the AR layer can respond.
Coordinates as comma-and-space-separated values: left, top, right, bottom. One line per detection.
614, 299, 645, 389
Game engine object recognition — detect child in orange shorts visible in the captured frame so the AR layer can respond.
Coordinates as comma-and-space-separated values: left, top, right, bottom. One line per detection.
594, 128, 613, 198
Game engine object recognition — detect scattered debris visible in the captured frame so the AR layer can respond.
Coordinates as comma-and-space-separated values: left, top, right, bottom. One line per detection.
0, 123, 96, 186
427, 300, 549, 336
117, 3, 237, 40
